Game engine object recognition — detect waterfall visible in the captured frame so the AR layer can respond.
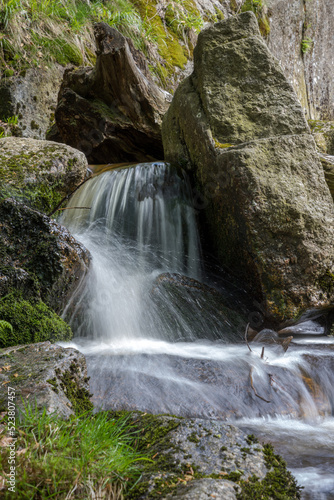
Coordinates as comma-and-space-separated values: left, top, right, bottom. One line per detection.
60, 161, 334, 499
61, 162, 203, 341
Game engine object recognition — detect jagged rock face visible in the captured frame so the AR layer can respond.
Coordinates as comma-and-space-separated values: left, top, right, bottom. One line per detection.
162, 12, 334, 323
267, 0, 334, 120
0, 137, 88, 214
0, 67, 64, 139
49, 24, 171, 163
0, 199, 90, 313
0, 342, 91, 418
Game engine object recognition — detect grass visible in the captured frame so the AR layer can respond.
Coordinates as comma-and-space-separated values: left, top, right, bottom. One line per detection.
0, 0, 206, 90
0, 405, 150, 499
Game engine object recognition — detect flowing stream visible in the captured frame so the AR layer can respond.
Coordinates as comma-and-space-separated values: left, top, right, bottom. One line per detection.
60, 162, 334, 499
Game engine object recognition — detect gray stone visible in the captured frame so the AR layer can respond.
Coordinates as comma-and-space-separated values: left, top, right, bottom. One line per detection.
0, 342, 91, 418
168, 478, 240, 500
267, 0, 334, 120
162, 12, 334, 323
0, 137, 88, 214
0, 66, 64, 139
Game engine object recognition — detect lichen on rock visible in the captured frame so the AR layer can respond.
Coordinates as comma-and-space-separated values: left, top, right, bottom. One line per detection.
0, 136, 88, 214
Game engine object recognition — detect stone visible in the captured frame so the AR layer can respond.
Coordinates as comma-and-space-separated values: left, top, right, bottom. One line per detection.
162, 12, 334, 323
318, 153, 334, 200
0, 137, 88, 214
0, 198, 90, 313
150, 272, 246, 342
267, 0, 334, 120
124, 412, 300, 499
0, 342, 92, 418
0, 66, 64, 139
168, 478, 240, 500
49, 24, 172, 163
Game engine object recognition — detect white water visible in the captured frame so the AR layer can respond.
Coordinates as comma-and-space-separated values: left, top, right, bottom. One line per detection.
60, 162, 334, 499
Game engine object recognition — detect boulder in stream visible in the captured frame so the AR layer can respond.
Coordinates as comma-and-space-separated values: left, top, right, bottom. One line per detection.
162, 12, 334, 323
49, 24, 171, 163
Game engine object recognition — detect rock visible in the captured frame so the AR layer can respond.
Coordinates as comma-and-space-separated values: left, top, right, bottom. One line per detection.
124, 412, 300, 499
162, 12, 334, 323
267, 0, 334, 120
319, 153, 334, 200
0, 198, 90, 313
168, 478, 240, 500
150, 273, 246, 342
0, 342, 92, 418
0, 137, 88, 214
49, 24, 171, 163
0, 66, 64, 139
309, 120, 334, 154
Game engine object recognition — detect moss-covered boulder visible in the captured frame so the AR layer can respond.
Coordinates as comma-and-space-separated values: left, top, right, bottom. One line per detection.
121, 412, 301, 499
0, 198, 90, 313
48, 24, 171, 163
162, 12, 334, 324
0, 342, 92, 418
0, 136, 88, 214
0, 294, 71, 348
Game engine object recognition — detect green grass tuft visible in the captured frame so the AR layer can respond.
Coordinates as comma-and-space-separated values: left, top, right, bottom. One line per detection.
0, 405, 150, 498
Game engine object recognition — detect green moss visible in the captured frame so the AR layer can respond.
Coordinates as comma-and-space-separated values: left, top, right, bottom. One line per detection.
0, 320, 13, 346
246, 434, 259, 445
241, 0, 270, 38
188, 432, 200, 443
214, 138, 234, 149
0, 293, 72, 348
57, 361, 93, 415
319, 270, 334, 295
236, 444, 302, 499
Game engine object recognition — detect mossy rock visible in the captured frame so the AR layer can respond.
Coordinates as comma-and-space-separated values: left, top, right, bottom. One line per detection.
0, 294, 72, 348
0, 137, 87, 214
0, 198, 90, 313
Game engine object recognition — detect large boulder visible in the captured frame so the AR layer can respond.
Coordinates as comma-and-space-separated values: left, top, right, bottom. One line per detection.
0, 342, 92, 418
48, 24, 171, 163
0, 137, 88, 214
162, 12, 334, 323
0, 198, 90, 313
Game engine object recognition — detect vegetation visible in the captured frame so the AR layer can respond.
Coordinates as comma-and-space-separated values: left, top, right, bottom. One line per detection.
0, 0, 205, 89
0, 293, 72, 347
0, 406, 150, 499
240, 0, 271, 37
301, 37, 313, 54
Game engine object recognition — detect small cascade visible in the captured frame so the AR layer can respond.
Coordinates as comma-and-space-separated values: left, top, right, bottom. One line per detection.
60, 161, 334, 499
61, 162, 205, 341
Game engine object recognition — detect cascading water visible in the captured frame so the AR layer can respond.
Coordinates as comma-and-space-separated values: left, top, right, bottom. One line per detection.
60, 162, 334, 499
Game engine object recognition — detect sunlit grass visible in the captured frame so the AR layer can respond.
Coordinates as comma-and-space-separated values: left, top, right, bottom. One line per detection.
0, 405, 149, 499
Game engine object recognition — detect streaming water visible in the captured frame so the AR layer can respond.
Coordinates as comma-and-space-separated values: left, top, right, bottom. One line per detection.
60, 162, 334, 499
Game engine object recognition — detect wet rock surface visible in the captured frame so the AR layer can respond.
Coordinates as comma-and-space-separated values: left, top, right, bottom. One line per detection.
0, 136, 88, 214
162, 12, 334, 323
150, 273, 246, 342
49, 24, 171, 163
0, 342, 91, 418
84, 340, 334, 420
0, 198, 90, 312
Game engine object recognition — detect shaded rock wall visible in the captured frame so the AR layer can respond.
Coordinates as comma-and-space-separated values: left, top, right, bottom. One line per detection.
267, 0, 334, 120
